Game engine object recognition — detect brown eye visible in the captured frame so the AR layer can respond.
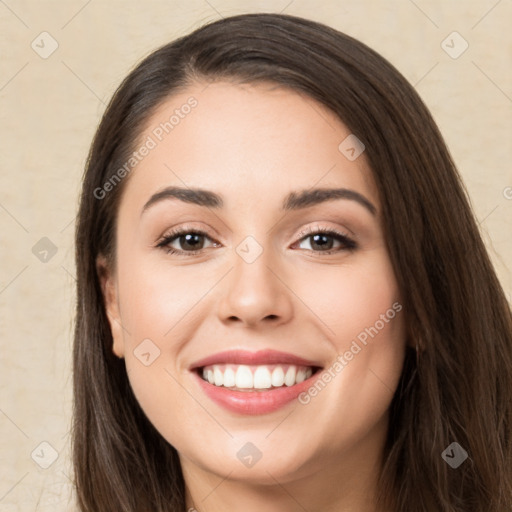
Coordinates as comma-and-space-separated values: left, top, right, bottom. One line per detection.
174, 233, 206, 251
300, 233, 336, 251
295, 227, 357, 254
157, 229, 217, 255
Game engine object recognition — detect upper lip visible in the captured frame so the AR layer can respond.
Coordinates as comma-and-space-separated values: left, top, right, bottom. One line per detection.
190, 349, 323, 370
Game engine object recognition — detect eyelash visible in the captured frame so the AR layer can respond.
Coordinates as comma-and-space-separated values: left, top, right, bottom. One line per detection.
156, 224, 357, 257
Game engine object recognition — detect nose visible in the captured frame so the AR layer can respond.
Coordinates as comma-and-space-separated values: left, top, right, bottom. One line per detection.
216, 244, 294, 329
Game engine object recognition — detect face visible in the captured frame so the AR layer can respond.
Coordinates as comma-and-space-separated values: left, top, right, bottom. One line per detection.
99, 81, 407, 488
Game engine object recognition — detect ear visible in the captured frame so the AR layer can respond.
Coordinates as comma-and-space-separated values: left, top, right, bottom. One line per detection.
96, 254, 125, 358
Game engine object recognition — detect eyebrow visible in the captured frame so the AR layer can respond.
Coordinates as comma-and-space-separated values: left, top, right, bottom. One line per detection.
141, 186, 377, 216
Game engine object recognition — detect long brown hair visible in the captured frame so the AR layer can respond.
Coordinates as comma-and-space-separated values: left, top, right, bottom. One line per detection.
73, 13, 512, 511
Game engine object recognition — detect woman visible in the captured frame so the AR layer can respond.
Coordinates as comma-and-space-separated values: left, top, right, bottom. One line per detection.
72, 13, 512, 512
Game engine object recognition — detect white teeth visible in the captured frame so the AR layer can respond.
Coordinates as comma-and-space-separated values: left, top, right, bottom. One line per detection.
296, 368, 307, 383
223, 367, 236, 387
200, 364, 316, 390
253, 366, 272, 389
271, 367, 285, 387
235, 365, 253, 388
284, 366, 296, 386
214, 367, 224, 386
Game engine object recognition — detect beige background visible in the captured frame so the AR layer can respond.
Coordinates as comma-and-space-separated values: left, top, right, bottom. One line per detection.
0, 0, 510, 510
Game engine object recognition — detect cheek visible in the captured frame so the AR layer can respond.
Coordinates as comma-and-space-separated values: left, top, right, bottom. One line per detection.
292, 252, 406, 410
291, 252, 402, 349
114, 256, 201, 438
292, 254, 406, 444
114, 254, 217, 417
116, 255, 202, 340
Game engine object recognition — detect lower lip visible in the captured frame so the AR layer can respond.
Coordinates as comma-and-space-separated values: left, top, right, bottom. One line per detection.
193, 370, 321, 415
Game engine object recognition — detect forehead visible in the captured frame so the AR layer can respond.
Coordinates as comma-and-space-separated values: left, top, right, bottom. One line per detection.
120, 81, 378, 214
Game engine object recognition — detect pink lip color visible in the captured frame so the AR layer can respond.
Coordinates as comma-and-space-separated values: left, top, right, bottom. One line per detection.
190, 349, 322, 415
190, 349, 321, 369
193, 372, 319, 414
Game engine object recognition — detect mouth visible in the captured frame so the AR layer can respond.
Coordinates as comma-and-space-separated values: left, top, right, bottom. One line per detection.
189, 349, 324, 414
195, 363, 322, 392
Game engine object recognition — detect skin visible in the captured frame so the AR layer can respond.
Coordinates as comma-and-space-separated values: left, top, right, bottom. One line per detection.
98, 81, 407, 512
